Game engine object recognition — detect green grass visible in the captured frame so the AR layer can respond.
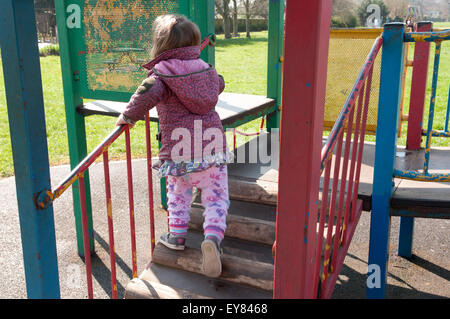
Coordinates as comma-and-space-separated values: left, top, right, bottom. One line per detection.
433, 22, 450, 29
0, 55, 161, 178
0, 29, 449, 178
394, 37, 450, 147
39, 44, 60, 57
215, 31, 270, 148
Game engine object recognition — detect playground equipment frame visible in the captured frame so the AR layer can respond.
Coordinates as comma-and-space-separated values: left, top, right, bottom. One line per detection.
0, 0, 60, 298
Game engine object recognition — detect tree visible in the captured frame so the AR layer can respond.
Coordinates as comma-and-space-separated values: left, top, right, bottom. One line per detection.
384, 0, 409, 21
332, 0, 360, 28
243, 0, 251, 38
332, 0, 354, 17
251, 0, 268, 20
215, 0, 232, 38
34, 0, 57, 43
232, 0, 239, 37
357, 0, 390, 27
34, 0, 54, 9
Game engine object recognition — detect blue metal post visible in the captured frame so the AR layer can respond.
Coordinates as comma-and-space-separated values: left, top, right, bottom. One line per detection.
423, 42, 441, 174
444, 82, 450, 133
398, 215, 414, 258
0, 0, 60, 298
367, 23, 405, 299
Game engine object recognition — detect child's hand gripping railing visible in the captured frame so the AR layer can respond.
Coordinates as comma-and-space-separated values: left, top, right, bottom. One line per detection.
395, 29, 450, 182
34, 36, 214, 299
313, 36, 383, 298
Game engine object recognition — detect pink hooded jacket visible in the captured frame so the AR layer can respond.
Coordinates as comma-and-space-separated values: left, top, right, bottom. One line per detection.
121, 46, 227, 162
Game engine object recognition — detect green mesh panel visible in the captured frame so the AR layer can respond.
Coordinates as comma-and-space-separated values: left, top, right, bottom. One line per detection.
82, 0, 182, 93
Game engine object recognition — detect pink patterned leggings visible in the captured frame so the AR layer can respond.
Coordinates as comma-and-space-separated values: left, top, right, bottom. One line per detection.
166, 165, 229, 241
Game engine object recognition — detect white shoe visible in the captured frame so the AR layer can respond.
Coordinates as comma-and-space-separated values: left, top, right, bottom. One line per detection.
201, 238, 222, 278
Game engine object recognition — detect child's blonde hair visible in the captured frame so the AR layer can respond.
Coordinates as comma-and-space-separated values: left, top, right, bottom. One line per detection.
150, 14, 201, 58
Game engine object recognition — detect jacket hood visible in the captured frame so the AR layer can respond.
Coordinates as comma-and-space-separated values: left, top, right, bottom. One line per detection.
141, 46, 220, 115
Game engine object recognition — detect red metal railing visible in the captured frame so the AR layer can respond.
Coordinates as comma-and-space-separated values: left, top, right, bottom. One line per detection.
38, 37, 214, 299
232, 116, 266, 149
313, 36, 382, 298
46, 117, 155, 299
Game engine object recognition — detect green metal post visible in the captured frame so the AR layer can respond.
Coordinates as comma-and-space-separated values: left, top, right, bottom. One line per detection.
266, 0, 285, 131
157, 122, 168, 210
193, 0, 215, 65
55, 0, 94, 256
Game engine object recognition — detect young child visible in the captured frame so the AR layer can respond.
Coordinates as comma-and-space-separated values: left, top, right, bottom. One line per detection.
116, 14, 230, 278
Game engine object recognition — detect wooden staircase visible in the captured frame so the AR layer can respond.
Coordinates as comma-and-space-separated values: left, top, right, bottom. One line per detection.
125, 210, 276, 299
124, 133, 346, 299
124, 134, 278, 299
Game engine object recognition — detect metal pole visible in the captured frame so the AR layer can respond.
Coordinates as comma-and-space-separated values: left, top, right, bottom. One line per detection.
368, 22, 406, 299
406, 22, 432, 150
0, 0, 60, 298
273, 0, 332, 299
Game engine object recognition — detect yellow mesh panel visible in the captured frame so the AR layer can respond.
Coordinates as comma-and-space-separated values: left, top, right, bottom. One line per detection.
82, 0, 180, 93
325, 29, 383, 135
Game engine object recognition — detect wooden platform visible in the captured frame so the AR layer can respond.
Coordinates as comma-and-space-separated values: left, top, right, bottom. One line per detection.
227, 132, 450, 217
77, 92, 277, 129
391, 147, 450, 218
226, 132, 378, 210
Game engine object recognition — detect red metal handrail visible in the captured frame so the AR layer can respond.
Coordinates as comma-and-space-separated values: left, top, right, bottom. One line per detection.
313, 36, 382, 298
39, 36, 214, 299
232, 116, 266, 149
55, 118, 154, 299
48, 118, 155, 299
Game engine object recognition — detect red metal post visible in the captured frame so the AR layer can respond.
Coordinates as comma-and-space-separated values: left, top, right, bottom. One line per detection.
331, 106, 354, 272
351, 66, 374, 222
406, 22, 432, 150
145, 113, 156, 254
322, 132, 343, 290
78, 175, 93, 299
102, 150, 118, 299
313, 155, 332, 297
125, 126, 138, 278
274, 0, 332, 298
341, 84, 365, 246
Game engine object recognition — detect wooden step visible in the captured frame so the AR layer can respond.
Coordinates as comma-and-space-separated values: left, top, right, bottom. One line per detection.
228, 177, 278, 206
192, 190, 276, 221
189, 200, 276, 245
228, 133, 377, 211
151, 231, 274, 291
125, 263, 272, 299
228, 132, 278, 206
189, 198, 341, 247
125, 277, 210, 299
